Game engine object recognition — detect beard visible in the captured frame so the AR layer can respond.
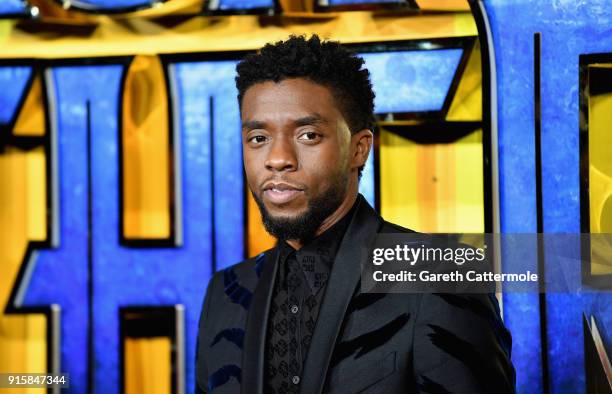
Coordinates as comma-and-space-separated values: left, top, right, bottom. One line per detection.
251, 171, 349, 243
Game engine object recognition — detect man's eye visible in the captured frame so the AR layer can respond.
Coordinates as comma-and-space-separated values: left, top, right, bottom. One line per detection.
249, 135, 267, 144
298, 132, 320, 141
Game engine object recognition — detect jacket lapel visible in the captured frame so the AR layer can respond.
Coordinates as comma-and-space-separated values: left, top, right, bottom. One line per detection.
299, 195, 383, 394
241, 247, 279, 394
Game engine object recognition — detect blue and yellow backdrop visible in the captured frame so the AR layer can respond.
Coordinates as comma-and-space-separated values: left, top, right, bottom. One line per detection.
0, 0, 611, 393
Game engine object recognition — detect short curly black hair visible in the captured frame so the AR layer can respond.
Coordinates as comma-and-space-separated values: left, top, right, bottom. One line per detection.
235, 34, 376, 134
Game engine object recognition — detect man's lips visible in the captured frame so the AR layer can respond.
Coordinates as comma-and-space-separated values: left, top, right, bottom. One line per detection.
261, 182, 304, 205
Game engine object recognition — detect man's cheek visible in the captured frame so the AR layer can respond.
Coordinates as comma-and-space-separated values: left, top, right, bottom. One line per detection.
245, 173, 259, 196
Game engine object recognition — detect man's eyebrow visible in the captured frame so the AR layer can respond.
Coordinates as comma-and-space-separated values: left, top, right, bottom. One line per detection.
242, 115, 328, 131
242, 120, 266, 131
294, 114, 328, 127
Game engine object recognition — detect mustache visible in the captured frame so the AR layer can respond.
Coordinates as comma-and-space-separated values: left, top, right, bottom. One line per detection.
260, 177, 307, 192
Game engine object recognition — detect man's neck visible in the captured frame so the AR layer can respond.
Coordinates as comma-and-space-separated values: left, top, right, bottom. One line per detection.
286, 192, 358, 250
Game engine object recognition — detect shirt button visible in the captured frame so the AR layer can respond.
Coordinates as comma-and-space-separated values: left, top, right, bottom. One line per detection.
290, 305, 299, 314
292, 375, 300, 385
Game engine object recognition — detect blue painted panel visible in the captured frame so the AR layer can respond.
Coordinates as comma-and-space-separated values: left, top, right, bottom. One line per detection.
360, 49, 463, 114
501, 292, 543, 393
173, 60, 244, 270
22, 65, 123, 393
485, 1, 612, 393
483, 2, 543, 392
216, 0, 274, 10
327, 0, 402, 5
68, 0, 154, 11
90, 60, 217, 393
19, 62, 224, 394
359, 148, 375, 207
0, 0, 28, 15
0, 66, 31, 124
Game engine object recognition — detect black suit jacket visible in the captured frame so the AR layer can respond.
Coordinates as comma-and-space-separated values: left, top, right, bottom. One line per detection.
196, 195, 516, 393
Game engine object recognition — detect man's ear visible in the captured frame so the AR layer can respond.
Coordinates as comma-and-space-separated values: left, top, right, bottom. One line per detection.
351, 128, 373, 169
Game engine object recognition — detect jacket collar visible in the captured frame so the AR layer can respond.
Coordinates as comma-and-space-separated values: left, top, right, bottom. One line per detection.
241, 194, 383, 394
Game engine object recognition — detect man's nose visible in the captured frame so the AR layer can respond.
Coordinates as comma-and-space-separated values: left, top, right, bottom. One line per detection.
264, 137, 297, 172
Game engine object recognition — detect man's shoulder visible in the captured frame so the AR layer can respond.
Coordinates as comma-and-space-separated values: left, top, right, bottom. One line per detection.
379, 219, 417, 234
222, 251, 264, 273
208, 248, 274, 288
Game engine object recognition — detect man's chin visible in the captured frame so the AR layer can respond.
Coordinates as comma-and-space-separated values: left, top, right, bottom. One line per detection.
260, 199, 308, 218
262, 207, 307, 224
257, 203, 317, 241
251, 187, 343, 242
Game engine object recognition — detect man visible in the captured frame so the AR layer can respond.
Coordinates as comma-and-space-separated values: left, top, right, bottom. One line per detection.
196, 34, 515, 394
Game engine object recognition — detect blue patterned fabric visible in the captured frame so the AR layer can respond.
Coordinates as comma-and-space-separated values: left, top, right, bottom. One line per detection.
207, 364, 241, 392
223, 268, 253, 310
211, 328, 245, 349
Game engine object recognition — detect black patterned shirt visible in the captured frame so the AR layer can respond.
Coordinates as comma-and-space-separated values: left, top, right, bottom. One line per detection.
264, 205, 356, 393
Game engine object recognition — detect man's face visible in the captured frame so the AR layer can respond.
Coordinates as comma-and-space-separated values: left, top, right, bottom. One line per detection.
241, 78, 353, 241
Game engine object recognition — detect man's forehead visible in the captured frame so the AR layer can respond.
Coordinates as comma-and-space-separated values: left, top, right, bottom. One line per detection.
242, 78, 334, 103
240, 79, 340, 121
